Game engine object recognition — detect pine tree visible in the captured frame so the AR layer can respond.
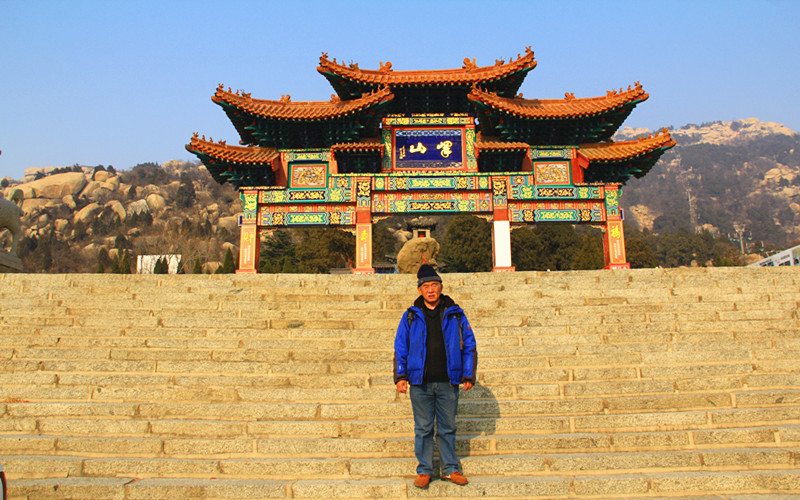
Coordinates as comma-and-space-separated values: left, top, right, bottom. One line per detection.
220, 248, 236, 273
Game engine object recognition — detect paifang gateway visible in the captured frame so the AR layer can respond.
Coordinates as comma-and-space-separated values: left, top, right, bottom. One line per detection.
186, 47, 675, 273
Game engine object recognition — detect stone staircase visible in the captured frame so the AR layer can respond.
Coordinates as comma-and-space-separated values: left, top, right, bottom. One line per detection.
1, 268, 799, 499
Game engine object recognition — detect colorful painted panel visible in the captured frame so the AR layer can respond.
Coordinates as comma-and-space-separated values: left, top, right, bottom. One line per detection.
394, 128, 463, 170
284, 151, 331, 162
356, 179, 371, 209
384, 115, 473, 126
492, 177, 508, 208
511, 178, 602, 201
291, 164, 327, 188
530, 148, 572, 160
288, 190, 327, 202
408, 177, 456, 190
605, 186, 621, 218
512, 208, 600, 223
241, 191, 258, 223
373, 192, 492, 214
534, 162, 570, 185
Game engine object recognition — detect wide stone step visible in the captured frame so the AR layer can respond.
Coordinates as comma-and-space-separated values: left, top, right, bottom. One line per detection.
9, 470, 800, 499
4, 425, 798, 459
5, 448, 799, 479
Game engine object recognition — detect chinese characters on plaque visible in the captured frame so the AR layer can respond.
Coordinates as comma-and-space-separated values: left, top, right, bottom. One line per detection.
394, 129, 463, 169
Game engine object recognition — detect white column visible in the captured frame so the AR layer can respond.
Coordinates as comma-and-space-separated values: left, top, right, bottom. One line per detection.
492, 220, 514, 271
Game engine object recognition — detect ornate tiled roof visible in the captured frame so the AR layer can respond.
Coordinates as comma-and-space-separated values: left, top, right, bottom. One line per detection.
331, 137, 383, 151
317, 47, 537, 88
580, 129, 676, 162
468, 83, 649, 119
212, 84, 394, 121
474, 133, 530, 152
186, 134, 279, 164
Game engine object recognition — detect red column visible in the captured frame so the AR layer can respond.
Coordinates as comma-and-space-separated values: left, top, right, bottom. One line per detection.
236, 190, 260, 274
602, 185, 630, 270
491, 176, 515, 272
236, 224, 260, 274
352, 178, 374, 274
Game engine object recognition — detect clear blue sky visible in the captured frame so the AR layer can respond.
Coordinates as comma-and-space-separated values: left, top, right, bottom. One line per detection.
2, 0, 798, 179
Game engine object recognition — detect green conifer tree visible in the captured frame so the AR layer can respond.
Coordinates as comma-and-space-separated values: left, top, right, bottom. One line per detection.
220, 248, 236, 273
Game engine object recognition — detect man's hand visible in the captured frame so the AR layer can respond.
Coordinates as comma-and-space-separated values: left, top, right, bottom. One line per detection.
396, 380, 408, 393
463, 381, 473, 391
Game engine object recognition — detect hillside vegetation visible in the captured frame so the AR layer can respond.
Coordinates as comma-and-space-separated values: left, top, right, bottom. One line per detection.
619, 118, 800, 250
1, 161, 240, 273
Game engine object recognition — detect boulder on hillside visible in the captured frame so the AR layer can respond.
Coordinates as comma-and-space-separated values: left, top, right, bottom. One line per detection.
24, 167, 45, 177
18, 172, 87, 199
202, 261, 221, 274
146, 193, 166, 212
78, 181, 101, 199
21, 198, 50, 215
93, 170, 110, 182
397, 237, 440, 274
90, 187, 113, 203
99, 181, 117, 192
54, 219, 69, 232
74, 203, 101, 224
127, 199, 150, 216
142, 184, 160, 196
221, 241, 238, 255
62, 195, 77, 210
105, 200, 126, 221
216, 215, 239, 233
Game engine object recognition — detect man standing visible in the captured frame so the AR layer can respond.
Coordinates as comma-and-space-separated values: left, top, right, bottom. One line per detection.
393, 264, 477, 488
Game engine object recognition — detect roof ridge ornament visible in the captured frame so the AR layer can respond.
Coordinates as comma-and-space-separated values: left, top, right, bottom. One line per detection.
462, 58, 477, 70
379, 61, 393, 73
330, 94, 341, 103
280, 94, 291, 103
565, 92, 575, 101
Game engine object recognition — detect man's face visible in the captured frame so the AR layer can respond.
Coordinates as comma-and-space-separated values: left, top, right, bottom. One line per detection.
418, 281, 443, 309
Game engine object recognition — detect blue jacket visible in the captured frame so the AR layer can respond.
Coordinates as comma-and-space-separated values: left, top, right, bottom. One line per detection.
393, 295, 477, 386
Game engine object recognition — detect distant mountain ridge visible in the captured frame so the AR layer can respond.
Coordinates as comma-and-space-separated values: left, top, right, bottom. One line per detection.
617, 118, 797, 146
618, 118, 800, 249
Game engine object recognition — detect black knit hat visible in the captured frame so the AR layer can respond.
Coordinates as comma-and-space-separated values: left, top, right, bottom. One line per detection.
417, 264, 442, 287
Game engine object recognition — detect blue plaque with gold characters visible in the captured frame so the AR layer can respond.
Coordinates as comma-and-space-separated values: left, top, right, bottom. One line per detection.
394, 128, 463, 169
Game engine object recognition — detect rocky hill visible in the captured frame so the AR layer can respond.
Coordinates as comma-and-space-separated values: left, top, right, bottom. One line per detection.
1, 161, 241, 273
617, 118, 800, 249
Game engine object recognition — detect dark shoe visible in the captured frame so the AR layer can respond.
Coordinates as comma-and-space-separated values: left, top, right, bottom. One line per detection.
414, 474, 431, 488
441, 471, 468, 486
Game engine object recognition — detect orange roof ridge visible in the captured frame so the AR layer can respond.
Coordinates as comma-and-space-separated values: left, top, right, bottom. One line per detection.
317, 47, 537, 86
468, 83, 649, 119
474, 132, 530, 151
212, 84, 394, 120
331, 137, 383, 151
187, 133, 279, 164
580, 128, 676, 162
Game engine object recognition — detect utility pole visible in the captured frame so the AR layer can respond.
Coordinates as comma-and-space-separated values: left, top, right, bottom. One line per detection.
732, 223, 747, 255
